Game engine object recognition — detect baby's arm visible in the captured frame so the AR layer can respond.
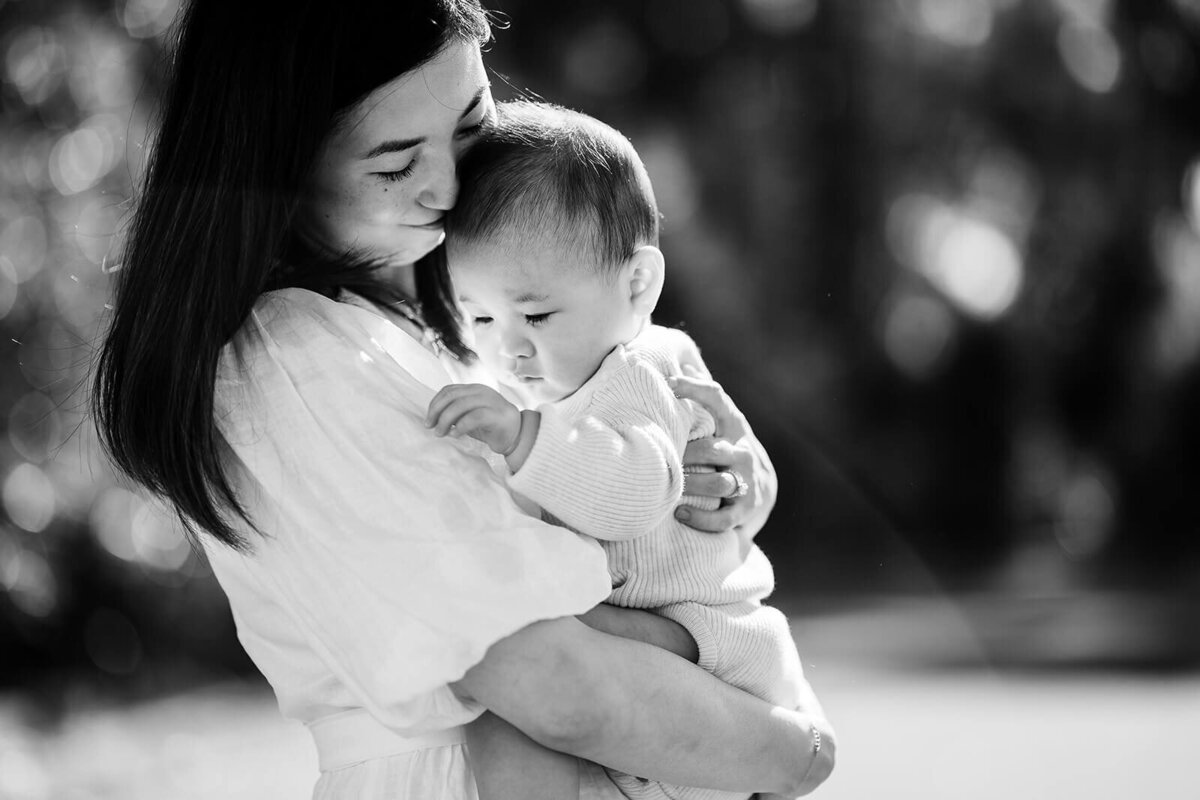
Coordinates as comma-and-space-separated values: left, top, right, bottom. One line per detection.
427, 366, 688, 541
508, 363, 690, 540
468, 711, 579, 800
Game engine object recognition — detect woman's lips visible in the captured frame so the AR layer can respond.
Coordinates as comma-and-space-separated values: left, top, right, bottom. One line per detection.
409, 218, 444, 231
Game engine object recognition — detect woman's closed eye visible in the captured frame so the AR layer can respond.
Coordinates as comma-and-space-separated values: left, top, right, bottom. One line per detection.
471, 315, 493, 326
374, 161, 417, 183
457, 105, 496, 140
456, 120, 488, 140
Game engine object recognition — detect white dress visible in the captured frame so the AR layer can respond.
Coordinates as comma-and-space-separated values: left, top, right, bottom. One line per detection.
204, 288, 624, 798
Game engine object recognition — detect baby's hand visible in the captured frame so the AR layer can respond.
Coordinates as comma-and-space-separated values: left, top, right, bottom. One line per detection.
426, 383, 523, 456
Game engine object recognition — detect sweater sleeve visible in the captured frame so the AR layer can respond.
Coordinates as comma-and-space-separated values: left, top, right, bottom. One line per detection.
507, 357, 692, 542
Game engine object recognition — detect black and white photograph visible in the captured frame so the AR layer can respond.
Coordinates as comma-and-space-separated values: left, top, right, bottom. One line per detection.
0, 1, 1197, 798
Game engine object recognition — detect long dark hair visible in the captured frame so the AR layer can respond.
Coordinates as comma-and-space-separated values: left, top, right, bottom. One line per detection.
93, 0, 489, 549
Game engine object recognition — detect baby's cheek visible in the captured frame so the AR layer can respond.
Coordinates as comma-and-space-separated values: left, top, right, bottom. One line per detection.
474, 338, 504, 371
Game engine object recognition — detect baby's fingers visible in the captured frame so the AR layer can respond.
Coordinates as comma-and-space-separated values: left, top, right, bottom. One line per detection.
430, 396, 483, 437
426, 384, 485, 428
426, 385, 464, 428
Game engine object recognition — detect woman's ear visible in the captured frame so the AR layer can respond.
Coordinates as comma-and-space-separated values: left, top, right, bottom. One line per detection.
626, 245, 665, 316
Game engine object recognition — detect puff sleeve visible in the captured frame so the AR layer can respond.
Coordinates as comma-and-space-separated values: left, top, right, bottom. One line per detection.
209, 289, 611, 732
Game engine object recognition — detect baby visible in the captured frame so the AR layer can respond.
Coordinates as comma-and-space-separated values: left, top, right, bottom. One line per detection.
426, 101, 824, 800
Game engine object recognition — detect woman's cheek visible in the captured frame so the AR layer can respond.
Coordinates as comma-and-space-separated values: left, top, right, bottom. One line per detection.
366, 183, 414, 224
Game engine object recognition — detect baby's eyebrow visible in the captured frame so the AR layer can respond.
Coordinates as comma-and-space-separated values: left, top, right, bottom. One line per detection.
511, 291, 550, 304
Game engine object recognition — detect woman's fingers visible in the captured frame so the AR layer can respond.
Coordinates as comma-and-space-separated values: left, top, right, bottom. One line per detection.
673, 504, 739, 532
672, 369, 776, 539
682, 469, 740, 499
682, 436, 737, 469
678, 437, 760, 537
668, 369, 748, 441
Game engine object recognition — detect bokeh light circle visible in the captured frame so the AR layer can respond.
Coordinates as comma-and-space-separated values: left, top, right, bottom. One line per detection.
0, 215, 48, 283
3, 463, 56, 533
8, 391, 62, 464
50, 127, 108, 195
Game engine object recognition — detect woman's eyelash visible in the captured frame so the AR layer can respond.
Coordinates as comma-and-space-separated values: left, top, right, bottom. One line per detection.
472, 316, 493, 326
376, 117, 489, 180
457, 122, 486, 138
375, 162, 417, 183
459, 109, 495, 139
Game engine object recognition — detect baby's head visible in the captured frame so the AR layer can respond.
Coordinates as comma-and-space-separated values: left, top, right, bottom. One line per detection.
445, 101, 664, 403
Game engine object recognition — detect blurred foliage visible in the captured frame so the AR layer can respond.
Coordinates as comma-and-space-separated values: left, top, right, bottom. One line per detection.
0, 0, 1198, 692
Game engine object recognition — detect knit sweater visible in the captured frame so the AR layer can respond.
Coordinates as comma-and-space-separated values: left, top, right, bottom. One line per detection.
507, 324, 775, 612
509, 325, 805, 800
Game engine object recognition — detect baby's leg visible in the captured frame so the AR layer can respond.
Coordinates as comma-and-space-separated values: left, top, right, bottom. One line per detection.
467, 711, 579, 800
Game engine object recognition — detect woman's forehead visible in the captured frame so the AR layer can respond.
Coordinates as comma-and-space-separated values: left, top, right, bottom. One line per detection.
334, 39, 488, 153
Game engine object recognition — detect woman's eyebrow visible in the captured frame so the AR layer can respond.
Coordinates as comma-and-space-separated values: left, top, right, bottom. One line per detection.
459, 87, 489, 120
361, 137, 423, 160
359, 87, 488, 160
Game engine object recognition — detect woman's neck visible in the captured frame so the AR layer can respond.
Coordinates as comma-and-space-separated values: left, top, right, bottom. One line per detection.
376, 262, 418, 299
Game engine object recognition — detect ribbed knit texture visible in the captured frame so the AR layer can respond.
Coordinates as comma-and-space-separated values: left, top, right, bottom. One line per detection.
508, 327, 807, 800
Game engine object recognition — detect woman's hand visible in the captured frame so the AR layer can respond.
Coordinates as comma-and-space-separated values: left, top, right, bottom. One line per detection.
763, 713, 838, 799
669, 368, 778, 541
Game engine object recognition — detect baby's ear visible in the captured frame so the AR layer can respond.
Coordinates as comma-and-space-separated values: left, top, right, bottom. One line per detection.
626, 245, 665, 316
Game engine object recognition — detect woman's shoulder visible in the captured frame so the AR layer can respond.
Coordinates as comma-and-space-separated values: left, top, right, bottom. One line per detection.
216, 288, 451, 426
234, 287, 363, 350
223, 288, 447, 383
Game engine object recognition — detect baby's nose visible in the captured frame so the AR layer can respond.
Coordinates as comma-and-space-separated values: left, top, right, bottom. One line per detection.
499, 331, 534, 359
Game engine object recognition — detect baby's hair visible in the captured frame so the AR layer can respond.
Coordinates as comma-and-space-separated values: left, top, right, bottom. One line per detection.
446, 100, 658, 279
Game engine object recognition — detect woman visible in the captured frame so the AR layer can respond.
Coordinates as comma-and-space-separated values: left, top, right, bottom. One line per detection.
92, 1, 834, 797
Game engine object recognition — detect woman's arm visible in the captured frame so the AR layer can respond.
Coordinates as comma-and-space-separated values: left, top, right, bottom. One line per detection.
577, 604, 699, 663
452, 616, 834, 797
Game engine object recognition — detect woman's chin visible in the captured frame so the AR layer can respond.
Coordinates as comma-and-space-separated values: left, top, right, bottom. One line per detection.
391, 229, 446, 264
349, 234, 444, 268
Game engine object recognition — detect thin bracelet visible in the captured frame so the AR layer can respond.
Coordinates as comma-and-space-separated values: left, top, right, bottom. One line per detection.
796, 721, 824, 790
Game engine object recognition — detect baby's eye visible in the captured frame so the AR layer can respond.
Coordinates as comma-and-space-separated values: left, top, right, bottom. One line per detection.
525, 313, 552, 327
471, 316, 493, 326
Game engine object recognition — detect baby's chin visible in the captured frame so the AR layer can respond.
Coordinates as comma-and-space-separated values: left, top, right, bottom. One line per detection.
498, 376, 578, 407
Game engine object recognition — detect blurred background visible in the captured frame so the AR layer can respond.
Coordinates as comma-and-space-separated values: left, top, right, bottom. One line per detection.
1, 0, 1198, 798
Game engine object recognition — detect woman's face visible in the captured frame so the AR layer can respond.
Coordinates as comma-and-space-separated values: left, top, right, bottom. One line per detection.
303, 39, 494, 265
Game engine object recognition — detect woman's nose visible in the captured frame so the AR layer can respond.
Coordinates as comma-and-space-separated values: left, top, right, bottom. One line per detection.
418, 151, 458, 211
